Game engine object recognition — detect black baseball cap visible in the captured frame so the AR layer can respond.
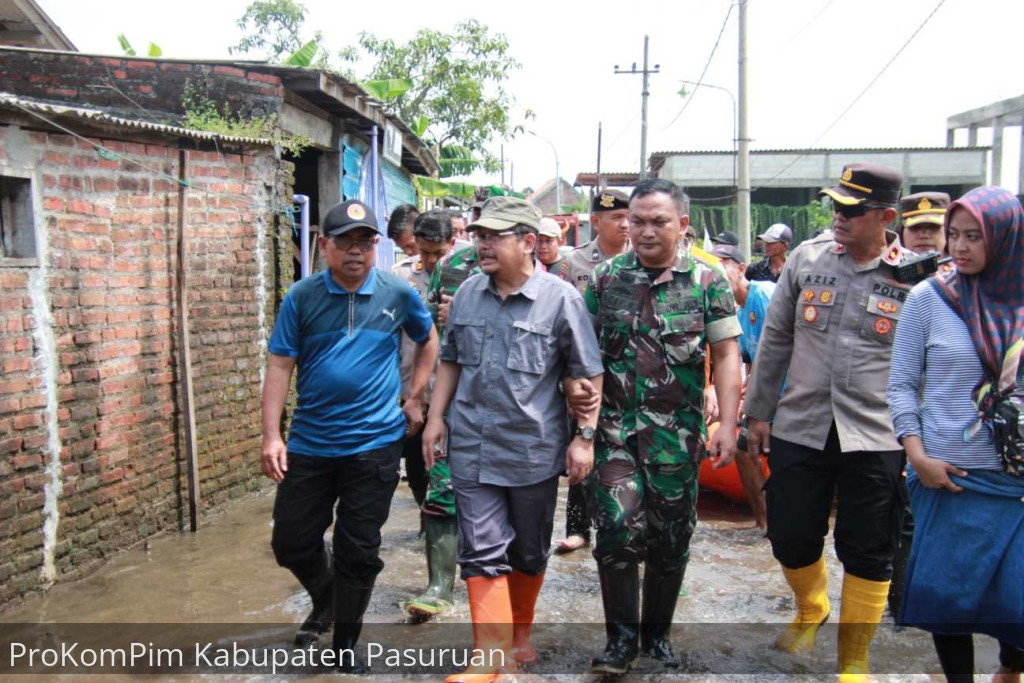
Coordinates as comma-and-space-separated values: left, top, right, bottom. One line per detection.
322, 200, 380, 236
711, 230, 739, 246
711, 243, 745, 264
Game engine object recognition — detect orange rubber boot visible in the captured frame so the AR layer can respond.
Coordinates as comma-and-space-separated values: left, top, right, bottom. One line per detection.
509, 570, 545, 665
445, 575, 515, 683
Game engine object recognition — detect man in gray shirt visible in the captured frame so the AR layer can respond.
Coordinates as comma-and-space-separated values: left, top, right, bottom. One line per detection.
422, 197, 604, 679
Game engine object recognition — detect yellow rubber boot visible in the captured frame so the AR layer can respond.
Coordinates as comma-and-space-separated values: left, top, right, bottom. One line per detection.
508, 570, 544, 665
445, 575, 516, 683
775, 556, 831, 653
837, 572, 890, 681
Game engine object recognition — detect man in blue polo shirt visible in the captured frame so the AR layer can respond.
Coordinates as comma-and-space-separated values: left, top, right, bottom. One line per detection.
261, 199, 438, 670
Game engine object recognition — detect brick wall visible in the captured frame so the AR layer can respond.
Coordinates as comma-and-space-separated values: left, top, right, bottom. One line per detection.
0, 50, 285, 123
0, 124, 294, 607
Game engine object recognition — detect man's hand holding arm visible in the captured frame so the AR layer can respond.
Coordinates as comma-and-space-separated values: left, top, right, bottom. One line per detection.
261, 354, 296, 483
566, 374, 603, 485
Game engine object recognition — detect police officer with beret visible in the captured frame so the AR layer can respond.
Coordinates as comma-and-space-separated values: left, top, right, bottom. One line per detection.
745, 163, 915, 677
899, 191, 951, 256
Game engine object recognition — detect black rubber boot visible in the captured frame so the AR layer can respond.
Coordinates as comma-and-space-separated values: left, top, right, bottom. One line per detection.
641, 568, 685, 668
291, 541, 334, 647
591, 563, 640, 674
333, 577, 375, 674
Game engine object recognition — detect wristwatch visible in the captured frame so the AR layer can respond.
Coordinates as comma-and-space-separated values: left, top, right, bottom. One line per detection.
575, 425, 596, 442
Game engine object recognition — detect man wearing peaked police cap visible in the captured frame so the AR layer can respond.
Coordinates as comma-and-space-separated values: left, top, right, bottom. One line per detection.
262, 199, 439, 671
553, 189, 632, 556
899, 191, 951, 255
422, 196, 605, 681
746, 223, 793, 283
744, 163, 914, 677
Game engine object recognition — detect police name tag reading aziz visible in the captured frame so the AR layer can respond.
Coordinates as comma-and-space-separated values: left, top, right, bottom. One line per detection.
8, 641, 506, 674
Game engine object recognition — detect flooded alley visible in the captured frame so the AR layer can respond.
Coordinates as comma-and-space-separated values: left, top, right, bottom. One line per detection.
1, 479, 998, 679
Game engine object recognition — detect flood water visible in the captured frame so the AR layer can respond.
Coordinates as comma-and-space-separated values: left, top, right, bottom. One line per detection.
1, 478, 1002, 680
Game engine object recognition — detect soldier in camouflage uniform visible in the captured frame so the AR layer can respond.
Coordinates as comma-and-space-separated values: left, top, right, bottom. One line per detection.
586, 179, 743, 674
393, 210, 461, 621
415, 245, 481, 525
554, 190, 632, 555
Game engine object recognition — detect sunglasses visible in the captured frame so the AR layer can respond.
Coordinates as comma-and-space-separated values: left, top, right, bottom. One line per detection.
833, 202, 889, 219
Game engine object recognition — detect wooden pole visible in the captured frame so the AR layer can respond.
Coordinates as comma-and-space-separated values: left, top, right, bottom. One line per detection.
176, 148, 201, 531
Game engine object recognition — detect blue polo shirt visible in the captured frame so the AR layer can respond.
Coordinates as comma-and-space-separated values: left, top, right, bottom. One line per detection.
268, 268, 433, 457
738, 279, 776, 364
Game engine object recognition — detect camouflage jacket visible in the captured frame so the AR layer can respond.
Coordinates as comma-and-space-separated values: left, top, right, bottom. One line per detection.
426, 245, 480, 331
584, 250, 741, 464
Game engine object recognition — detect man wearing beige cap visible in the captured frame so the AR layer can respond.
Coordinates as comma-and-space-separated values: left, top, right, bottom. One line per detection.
536, 216, 565, 273
899, 191, 950, 255
423, 196, 605, 680
746, 223, 792, 283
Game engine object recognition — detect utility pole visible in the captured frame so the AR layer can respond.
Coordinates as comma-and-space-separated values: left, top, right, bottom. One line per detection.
737, 0, 752, 260
501, 144, 505, 186
615, 36, 660, 180
596, 121, 603, 193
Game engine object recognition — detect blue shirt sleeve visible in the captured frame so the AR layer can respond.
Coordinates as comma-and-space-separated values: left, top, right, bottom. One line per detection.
886, 284, 928, 440
268, 291, 300, 357
400, 281, 433, 344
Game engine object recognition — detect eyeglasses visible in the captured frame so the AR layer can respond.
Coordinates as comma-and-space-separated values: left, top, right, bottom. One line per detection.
331, 235, 378, 252
833, 202, 889, 219
473, 229, 519, 245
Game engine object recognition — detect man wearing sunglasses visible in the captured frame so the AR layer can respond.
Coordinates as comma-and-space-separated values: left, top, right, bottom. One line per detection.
744, 163, 914, 678
262, 199, 439, 671
423, 197, 604, 681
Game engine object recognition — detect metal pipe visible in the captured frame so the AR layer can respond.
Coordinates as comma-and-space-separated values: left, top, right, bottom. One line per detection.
295, 194, 310, 278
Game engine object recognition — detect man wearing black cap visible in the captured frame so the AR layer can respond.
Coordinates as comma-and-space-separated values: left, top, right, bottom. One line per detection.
746, 223, 793, 283
554, 189, 631, 554
899, 191, 950, 255
262, 199, 439, 670
711, 230, 740, 247
744, 163, 914, 677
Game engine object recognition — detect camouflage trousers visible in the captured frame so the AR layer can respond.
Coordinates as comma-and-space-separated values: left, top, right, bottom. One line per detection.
593, 440, 699, 574
421, 459, 457, 519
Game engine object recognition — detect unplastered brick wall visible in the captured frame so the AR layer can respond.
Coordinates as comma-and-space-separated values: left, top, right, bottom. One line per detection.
0, 49, 285, 123
0, 124, 295, 608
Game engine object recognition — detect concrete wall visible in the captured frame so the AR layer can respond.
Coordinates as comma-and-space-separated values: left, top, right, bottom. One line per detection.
0, 124, 294, 607
659, 148, 989, 189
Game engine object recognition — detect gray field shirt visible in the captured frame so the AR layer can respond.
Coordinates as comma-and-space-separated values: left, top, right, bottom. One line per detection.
440, 268, 604, 486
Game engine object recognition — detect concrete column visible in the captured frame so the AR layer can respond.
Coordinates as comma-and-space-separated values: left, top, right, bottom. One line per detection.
968, 125, 978, 147
946, 127, 956, 147
1019, 126, 1024, 195
991, 117, 1004, 186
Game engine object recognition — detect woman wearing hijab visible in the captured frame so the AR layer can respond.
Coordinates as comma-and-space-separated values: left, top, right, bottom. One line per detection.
887, 186, 1024, 682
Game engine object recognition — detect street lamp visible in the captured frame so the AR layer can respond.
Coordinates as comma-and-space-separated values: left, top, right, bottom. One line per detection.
678, 79, 738, 188
528, 130, 561, 213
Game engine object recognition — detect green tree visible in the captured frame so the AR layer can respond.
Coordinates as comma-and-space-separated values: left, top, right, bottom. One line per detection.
343, 20, 528, 176
230, 0, 322, 64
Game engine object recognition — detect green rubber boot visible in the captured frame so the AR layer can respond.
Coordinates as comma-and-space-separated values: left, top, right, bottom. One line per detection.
404, 515, 457, 620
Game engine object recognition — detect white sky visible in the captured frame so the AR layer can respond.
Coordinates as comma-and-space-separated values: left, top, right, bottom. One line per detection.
40, 0, 1024, 193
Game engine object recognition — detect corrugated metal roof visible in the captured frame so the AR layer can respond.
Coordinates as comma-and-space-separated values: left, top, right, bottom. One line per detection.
0, 91, 272, 146
651, 146, 990, 156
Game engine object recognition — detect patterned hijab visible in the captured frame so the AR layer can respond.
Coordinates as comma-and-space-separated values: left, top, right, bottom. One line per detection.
931, 186, 1024, 401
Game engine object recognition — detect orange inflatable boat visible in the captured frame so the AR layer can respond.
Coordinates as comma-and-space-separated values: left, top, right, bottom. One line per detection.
699, 422, 770, 503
